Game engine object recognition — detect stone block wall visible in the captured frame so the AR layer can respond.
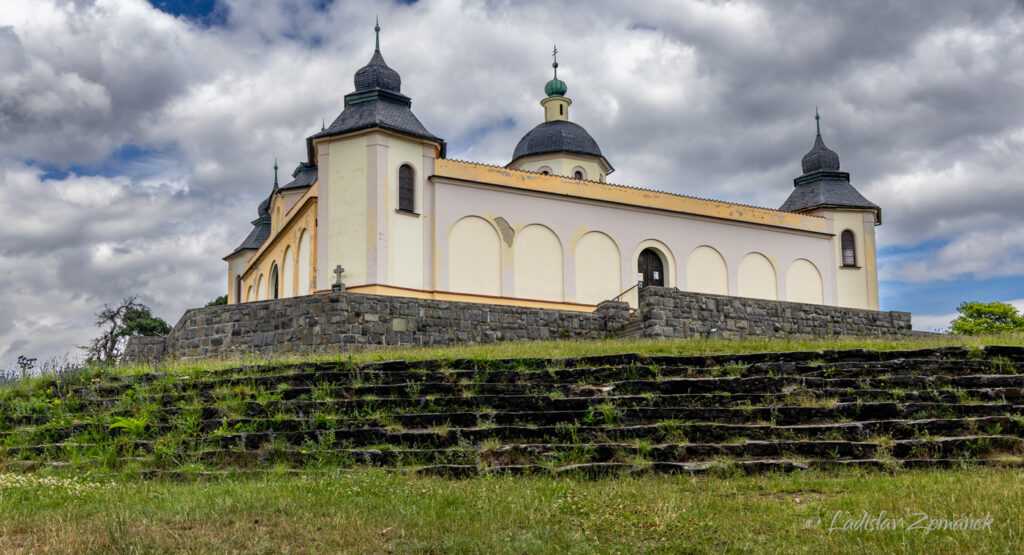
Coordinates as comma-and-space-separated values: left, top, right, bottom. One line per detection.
124, 292, 631, 361
637, 286, 911, 339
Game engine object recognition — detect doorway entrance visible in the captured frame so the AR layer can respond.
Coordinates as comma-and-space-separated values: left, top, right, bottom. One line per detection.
638, 248, 665, 286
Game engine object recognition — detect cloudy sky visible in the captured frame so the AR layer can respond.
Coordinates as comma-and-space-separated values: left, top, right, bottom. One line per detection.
2, 0, 1023, 366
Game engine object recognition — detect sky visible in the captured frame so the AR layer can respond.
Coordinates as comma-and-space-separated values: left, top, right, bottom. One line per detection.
2, 0, 1023, 367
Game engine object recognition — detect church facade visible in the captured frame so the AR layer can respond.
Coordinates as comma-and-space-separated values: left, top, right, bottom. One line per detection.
224, 27, 882, 313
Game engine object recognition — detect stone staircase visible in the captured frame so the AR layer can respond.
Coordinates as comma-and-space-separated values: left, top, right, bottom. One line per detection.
2, 346, 1023, 477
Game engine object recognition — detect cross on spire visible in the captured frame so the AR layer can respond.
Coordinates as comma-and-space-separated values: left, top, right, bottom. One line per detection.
552, 45, 559, 79
815, 107, 821, 136
273, 158, 278, 187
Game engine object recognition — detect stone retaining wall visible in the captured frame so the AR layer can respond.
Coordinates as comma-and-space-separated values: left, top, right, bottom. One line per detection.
637, 286, 911, 339
124, 287, 911, 362
124, 292, 631, 361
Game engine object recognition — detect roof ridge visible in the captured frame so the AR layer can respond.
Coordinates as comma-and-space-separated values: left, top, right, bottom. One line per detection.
440, 158, 824, 220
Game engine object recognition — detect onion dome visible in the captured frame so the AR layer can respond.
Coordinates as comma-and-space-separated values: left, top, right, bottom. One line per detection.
801, 110, 840, 174
545, 61, 567, 97
353, 22, 401, 93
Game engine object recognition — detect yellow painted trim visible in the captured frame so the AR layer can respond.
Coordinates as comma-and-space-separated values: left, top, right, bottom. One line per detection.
435, 159, 828, 233
332, 284, 599, 312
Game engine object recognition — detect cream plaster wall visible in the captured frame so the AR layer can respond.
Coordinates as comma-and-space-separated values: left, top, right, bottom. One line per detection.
225, 252, 251, 305
387, 137, 426, 289
826, 210, 877, 310
237, 188, 317, 303
686, 246, 729, 295
327, 137, 368, 286
738, 253, 777, 300
573, 231, 622, 304
785, 258, 824, 304
513, 224, 564, 301
449, 216, 501, 296
256, 274, 265, 301
282, 246, 294, 298
512, 153, 608, 183
297, 231, 311, 295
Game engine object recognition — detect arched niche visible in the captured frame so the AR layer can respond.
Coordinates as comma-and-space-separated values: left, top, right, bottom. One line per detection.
786, 259, 824, 305
513, 224, 563, 301
574, 231, 621, 304
686, 246, 728, 295
738, 252, 777, 300
449, 216, 501, 296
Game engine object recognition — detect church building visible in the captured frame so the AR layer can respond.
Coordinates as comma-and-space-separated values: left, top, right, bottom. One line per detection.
224, 25, 882, 312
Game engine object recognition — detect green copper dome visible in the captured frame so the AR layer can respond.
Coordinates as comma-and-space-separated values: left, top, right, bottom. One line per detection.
545, 60, 567, 97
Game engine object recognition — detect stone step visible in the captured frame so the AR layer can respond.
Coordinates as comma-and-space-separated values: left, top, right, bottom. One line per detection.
71, 357, 1024, 398
5, 417, 1017, 457
5, 402, 1020, 444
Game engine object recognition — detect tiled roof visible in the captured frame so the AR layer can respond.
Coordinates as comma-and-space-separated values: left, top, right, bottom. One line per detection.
281, 163, 317, 191
779, 172, 881, 223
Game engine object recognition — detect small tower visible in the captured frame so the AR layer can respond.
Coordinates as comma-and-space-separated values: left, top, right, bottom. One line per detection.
507, 47, 613, 181
780, 111, 881, 310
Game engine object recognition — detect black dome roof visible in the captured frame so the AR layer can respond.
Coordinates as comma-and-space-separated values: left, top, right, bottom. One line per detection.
511, 120, 604, 163
354, 50, 401, 93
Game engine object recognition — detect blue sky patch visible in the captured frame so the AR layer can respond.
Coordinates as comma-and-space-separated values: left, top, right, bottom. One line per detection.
30, 144, 184, 182
149, 0, 226, 27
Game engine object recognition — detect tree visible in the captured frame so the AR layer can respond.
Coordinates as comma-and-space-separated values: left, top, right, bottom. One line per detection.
950, 301, 1024, 335
206, 295, 228, 307
82, 296, 171, 361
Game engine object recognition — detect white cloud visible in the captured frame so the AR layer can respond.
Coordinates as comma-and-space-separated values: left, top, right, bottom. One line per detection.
2, 0, 1024, 365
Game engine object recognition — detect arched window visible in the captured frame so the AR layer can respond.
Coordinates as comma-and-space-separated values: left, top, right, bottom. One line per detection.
574, 171, 583, 179
398, 164, 414, 213
538, 166, 552, 175
572, 167, 586, 180
841, 230, 856, 267
269, 264, 280, 299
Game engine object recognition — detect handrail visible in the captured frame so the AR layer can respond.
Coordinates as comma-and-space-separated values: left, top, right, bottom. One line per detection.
611, 281, 643, 302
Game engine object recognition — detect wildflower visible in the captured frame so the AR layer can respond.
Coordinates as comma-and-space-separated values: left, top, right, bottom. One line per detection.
301, 450, 308, 454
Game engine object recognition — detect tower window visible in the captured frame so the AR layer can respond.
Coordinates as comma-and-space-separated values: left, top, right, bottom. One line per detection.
398, 164, 414, 212
841, 230, 856, 267
574, 170, 583, 179
559, 104, 563, 116
572, 167, 586, 180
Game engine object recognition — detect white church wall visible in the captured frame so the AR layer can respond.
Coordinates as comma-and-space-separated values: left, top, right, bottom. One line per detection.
686, 246, 729, 295
785, 258, 824, 304
449, 216, 502, 296
738, 252, 778, 300
513, 224, 564, 301
432, 177, 837, 308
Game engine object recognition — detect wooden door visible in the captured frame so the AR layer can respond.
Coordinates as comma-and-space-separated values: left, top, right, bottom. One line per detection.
638, 249, 664, 286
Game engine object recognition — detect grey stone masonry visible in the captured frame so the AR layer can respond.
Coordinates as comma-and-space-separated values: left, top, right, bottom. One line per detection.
124, 292, 631, 362
637, 286, 910, 339
123, 288, 909, 362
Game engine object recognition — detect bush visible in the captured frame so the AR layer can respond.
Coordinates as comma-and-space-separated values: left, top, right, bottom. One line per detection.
950, 301, 1024, 335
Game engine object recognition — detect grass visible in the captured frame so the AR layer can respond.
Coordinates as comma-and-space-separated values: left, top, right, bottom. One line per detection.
0, 467, 1020, 552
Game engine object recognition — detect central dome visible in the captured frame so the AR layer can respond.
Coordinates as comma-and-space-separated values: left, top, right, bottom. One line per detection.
511, 120, 603, 163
